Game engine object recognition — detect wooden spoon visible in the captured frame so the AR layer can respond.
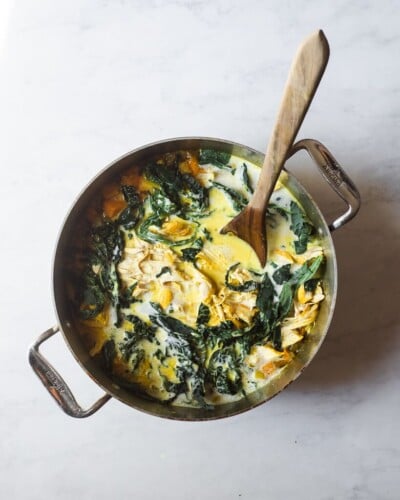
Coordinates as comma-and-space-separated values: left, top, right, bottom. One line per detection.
220, 30, 330, 266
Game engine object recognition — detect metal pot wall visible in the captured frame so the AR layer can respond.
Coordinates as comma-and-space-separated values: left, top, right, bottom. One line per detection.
29, 137, 360, 420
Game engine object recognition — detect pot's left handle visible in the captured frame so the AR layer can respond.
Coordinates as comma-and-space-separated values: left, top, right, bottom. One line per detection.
29, 326, 111, 418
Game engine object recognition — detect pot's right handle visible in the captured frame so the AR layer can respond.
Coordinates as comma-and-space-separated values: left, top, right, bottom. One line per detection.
29, 326, 111, 418
289, 139, 361, 231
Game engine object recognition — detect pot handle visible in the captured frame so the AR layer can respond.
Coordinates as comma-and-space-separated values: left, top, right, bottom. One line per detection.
289, 139, 361, 231
29, 326, 111, 418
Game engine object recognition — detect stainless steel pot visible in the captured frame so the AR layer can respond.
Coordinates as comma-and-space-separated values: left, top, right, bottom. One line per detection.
29, 137, 360, 420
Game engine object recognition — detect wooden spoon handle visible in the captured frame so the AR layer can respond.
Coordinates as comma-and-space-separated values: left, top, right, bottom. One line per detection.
251, 29, 330, 210
220, 30, 330, 266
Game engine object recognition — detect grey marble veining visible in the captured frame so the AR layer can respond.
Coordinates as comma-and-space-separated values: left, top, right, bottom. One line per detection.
1, 1, 399, 499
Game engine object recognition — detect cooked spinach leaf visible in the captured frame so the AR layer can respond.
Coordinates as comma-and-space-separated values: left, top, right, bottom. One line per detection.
150, 303, 194, 337
91, 221, 123, 264
211, 181, 248, 211
291, 255, 324, 286
118, 185, 143, 229
144, 162, 182, 205
149, 189, 178, 216
205, 321, 238, 344
136, 214, 164, 243
277, 283, 294, 319
267, 203, 290, 220
256, 273, 275, 313
80, 221, 123, 319
272, 264, 292, 285
150, 304, 207, 405
119, 315, 157, 364
100, 340, 116, 372
196, 303, 211, 327
180, 238, 204, 263
254, 272, 296, 349
151, 303, 245, 401
205, 334, 251, 395
79, 269, 107, 319
138, 158, 211, 245
203, 227, 212, 241
119, 335, 143, 367
241, 163, 253, 194
304, 278, 320, 292
121, 185, 140, 205
181, 173, 209, 214
199, 149, 231, 170
165, 334, 206, 405
144, 161, 209, 220
272, 325, 282, 351
289, 200, 314, 254
116, 283, 138, 324
207, 346, 242, 395
127, 314, 157, 340
251, 256, 322, 350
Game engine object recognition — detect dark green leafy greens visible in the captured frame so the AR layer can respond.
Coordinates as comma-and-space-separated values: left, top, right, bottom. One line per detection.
252, 254, 324, 350
144, 160, 209, 218
80, 187, 143, 321
79, 221, 123, 319
100, 339, 116, 372
137, 159, 210, 245
304, 278, 319, 292
267, 203, 290, 220
118, 185, 143, 229
211, 181, 248, 211
119, 315, 157, 366
79, 268, 107, 319
241, 163, 253, 193
196, 302, 211, 327
199, 149, 231, 170
149, 189, 178, 216
150, 304, 208, 405
291, 255, 324, 285
272, 264, 292, 285
148, 302, 253, 400
180, 238, 204, 263
289, 200, 314, 254
207, 345, 243, 395
144, 162, 182, 206
180, 173, 209, 216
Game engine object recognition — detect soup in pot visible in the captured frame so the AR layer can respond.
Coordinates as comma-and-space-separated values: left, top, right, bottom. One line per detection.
76, 149, 325, 408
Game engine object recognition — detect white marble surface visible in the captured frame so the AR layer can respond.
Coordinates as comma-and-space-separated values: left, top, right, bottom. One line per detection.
1, 1, 399, 498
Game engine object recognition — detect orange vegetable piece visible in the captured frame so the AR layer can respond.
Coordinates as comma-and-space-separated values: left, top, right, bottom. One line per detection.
102, 183, 121, 199
187, 156, 200, 175
180, 152, 200, 176
260, 362, 276, 376
122, 168, 155, 196
102, 181, 127, 219
121, 170, 141, 188
103, 197, 127, 219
